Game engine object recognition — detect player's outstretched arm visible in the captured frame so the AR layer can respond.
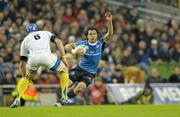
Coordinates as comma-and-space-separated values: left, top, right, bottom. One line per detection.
54, 38, 69, 67
103, 12, 113, 43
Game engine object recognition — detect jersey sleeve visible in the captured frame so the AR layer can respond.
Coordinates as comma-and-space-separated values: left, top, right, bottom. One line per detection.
99, 37, 108, 52
75, 40, 86, 46
46, 31, 56, 42
46, 31, 54, 37
98, 37, 106, 44
20, 40, 28, 59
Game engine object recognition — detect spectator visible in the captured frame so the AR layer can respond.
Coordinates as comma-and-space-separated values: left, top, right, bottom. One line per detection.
148, 39, 160, 62
159, 42, 171, 62
160, 32, 168, 42
121, 47, 137, 66
112, 67, 124, 83
170, 43, 180, 62
128, 33, 138, 51
167, 28, 175, 42
136, 40, 149, 72
63, 7, 77, 25
129, 8, 139, 25
169, 67, 180, 83
144, 27, 154, 46
99, 67, 113, 83
135, 19, 146, 42
170, 34, 179, 47
3, 72, 16, 84
88, 78, 106, 105
146, 68, 166, 83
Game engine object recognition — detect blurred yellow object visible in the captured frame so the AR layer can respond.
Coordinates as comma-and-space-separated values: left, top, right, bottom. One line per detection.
22, 83, 39, 101
12, 80, 39, 102
11, 90, 18, 97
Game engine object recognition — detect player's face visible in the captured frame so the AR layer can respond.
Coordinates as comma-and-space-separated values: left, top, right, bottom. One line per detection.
87, 30, 98, 44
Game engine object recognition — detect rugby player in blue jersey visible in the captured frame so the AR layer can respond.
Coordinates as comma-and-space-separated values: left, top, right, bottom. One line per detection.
55, 12, 113, 105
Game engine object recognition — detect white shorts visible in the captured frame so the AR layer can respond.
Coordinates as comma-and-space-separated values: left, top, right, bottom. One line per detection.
27, 53, 61, 71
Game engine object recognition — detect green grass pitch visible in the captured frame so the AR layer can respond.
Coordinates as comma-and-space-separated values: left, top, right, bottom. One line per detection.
0, 105, 179, 117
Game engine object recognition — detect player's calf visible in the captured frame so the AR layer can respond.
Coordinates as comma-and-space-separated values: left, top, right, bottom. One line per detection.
74, 82, 87, 94
67, 82, 87, 98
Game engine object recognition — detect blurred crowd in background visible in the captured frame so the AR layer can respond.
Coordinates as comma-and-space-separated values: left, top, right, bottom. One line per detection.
0, 0, 180, 87
122, 0, 180, 8
148, 0, 180, 8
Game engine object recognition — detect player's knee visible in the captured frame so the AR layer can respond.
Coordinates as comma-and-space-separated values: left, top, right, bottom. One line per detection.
62, 65, 68, 73
58, 62, 68, 73
74, 82, 87, 94
63, 65, 68, 73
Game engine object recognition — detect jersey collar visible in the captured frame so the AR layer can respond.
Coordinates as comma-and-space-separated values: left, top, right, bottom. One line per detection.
88, 41, 98, 46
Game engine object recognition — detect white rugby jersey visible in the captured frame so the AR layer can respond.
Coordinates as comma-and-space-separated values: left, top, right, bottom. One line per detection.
20, 31, 54, 57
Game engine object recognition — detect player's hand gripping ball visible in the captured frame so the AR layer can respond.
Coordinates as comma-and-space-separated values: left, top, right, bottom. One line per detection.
72, 45, 86, 56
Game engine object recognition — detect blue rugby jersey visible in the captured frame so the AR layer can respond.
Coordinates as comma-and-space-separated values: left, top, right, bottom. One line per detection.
75, 37, 105, 73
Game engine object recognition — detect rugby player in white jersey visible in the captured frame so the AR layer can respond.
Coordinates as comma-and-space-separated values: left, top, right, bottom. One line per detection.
10, 23, 71, 108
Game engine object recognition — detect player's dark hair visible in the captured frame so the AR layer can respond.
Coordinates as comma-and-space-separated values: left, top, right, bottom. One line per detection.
85, 27, 99, 38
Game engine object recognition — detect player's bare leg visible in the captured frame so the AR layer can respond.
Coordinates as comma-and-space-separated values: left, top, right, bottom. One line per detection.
67, 82, 87, 99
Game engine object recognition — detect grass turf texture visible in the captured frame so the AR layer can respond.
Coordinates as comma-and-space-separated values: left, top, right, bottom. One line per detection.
0, 105, 179, 117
